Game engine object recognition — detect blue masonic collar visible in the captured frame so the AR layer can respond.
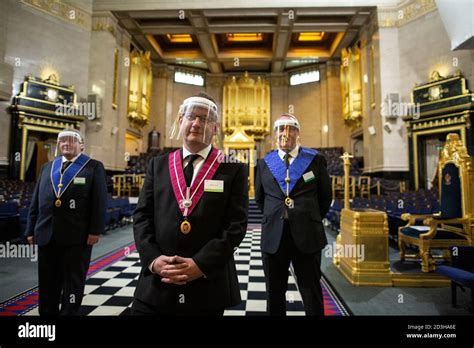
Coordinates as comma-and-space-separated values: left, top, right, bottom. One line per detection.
50, 153, 91, 197
264, 147, 317, 194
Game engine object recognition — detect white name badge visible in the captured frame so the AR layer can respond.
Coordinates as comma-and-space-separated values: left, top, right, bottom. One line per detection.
303, 171, 315, 183
74, 177, 86, 185
204, 179, 224, 193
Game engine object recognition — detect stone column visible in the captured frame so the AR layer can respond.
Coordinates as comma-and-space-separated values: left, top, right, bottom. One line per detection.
146, 64, 172, 150
326, 61, 349, 150
86, 12, 130, 171
0, 0, 12, 172
319, 64, 329, 148
206, 73, 226, 109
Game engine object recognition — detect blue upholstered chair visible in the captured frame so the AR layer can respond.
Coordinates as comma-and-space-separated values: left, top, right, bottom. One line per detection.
436, 246, 474, 312
398, 134, 474, 272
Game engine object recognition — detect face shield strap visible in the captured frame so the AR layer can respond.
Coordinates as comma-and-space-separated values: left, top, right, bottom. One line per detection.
273, 118, 300, 131
181, 96, 218, 117
57, 130, 83, 143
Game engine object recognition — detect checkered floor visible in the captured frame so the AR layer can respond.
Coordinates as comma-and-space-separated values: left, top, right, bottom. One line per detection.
22, 227, 306, 316
20, 227, 348, 316
225, 227, 306, 315
24, 253, 140, 316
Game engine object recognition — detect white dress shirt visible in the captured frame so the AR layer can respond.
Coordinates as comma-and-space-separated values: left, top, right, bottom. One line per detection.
278, 145, 300, 166
182, 144, 212, 186
61, 153, 81, 165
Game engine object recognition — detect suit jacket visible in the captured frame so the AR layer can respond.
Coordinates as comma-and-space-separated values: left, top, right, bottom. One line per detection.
255, 149, 331, 254
133, 150, 248, 311
26, 157, 108, 247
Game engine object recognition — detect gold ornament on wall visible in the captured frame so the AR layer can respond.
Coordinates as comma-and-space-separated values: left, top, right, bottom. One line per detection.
112, 49, 119, 109
127, 49, 152, 129
340, 46, 363, 128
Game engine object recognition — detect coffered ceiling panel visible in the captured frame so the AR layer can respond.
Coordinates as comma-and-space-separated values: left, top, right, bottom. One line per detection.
112, 7, 374, 74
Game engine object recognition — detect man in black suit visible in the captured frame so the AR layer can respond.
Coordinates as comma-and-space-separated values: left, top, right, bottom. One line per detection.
26, 128, 107, 315
255, 114, 331, 316
131, 92, 248, 315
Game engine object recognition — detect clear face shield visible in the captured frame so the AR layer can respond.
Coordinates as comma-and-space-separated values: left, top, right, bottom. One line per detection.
274, 117, 300, 152
55, 130, 84, 157
170, 96, 222, 148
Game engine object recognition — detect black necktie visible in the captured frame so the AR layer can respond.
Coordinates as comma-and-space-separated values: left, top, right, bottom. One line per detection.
61, 161, 72, 174
283, 153, 291, 168
184, 154, 200, 187
283, 153, 291, 220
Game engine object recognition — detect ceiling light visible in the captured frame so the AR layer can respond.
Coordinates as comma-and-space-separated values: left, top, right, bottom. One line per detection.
226, 33, 263, 42
166, 34, 193, 43
298, 32, 325, 41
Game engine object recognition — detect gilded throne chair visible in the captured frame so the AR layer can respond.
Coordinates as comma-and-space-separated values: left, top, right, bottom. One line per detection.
398, 133, 474, 272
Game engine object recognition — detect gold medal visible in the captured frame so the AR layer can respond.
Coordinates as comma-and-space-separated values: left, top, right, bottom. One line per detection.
285, 197, 293, 207
55, 199, 62, 207
180, 220, 191, 234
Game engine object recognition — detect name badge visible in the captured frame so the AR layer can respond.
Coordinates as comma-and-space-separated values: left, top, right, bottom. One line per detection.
204, 179, 224, 193
303, 171, 315, 183
74, 177, 86, 185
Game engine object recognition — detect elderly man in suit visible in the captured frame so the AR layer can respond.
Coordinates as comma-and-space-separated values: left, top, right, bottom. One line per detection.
131, 92, 248, 315
26, 128, 107, 315
255, 113, 331, 316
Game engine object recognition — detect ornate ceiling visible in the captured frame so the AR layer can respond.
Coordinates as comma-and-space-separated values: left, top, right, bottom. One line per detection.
110, 6, 374, 73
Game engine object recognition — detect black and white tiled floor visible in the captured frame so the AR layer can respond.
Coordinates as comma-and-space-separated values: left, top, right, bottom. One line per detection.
226, 227, 305, 315
24, 227, 305, 316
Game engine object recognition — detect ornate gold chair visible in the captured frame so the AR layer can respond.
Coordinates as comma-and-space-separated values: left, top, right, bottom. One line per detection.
112, 174, 124, 196
350, 176, 356, 198
332, 176, 343, 199
398, 133, 474, 272
358, 176, 371, 198
332, 175, 356, 199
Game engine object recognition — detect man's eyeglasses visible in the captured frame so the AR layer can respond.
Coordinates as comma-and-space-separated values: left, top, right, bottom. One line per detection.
59, 138, 80, 144
184, 113, 217, 123
277, 126, 298, 133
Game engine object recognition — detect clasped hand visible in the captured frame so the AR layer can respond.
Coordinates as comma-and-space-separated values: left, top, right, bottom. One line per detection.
152, 255, 204, 285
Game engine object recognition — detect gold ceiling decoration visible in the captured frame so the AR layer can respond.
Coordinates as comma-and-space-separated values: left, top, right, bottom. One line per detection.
20, 0, 91, 30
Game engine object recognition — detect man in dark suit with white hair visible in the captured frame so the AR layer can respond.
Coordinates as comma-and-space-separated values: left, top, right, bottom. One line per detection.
26, 128, 107, 315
